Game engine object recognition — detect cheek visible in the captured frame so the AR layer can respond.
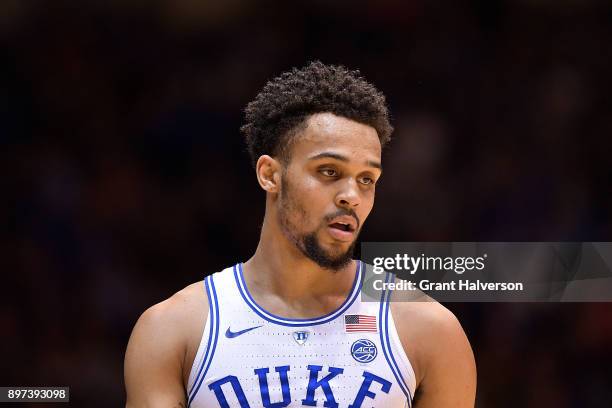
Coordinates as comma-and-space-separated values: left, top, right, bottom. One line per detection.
290, 173, 328, 201
299, 173, 324, 192
282, 177, 325, 223
299, 184, 332, 227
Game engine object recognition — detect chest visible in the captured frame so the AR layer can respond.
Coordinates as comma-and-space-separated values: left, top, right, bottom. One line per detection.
190, 328, 406, 407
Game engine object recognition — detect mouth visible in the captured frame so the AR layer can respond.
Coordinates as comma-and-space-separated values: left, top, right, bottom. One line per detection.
327, 225, 355, 241
328, 222, 354, 232
327, 216, 358, 242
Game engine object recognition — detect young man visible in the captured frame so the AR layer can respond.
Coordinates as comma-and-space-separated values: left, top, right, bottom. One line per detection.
125, 62, 476, 407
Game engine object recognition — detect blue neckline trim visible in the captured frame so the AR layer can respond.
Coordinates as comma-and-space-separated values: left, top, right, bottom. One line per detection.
234, 261, 362, 327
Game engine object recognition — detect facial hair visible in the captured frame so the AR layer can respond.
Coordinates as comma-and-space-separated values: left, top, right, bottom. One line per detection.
278, 176, 357, 271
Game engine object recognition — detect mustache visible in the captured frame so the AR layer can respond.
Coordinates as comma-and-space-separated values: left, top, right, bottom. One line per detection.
324, 209, 360, 230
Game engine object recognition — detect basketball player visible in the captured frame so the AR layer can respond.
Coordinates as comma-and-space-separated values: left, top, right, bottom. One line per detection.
125, 62, 476, 407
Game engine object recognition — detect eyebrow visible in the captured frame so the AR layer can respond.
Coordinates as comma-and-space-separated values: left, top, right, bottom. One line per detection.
307, 152, 382, 170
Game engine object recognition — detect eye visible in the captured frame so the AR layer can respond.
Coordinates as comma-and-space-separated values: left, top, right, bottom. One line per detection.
320, 168, 338, 177
360, 176, 376, 185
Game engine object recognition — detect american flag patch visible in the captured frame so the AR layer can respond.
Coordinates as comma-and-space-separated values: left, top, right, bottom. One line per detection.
344, 314, 377, 333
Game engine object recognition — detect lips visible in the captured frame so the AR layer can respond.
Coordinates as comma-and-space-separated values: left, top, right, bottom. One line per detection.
327, 215, 358, 241
329, 222, 352, 232
328, 215, 357, 232
327, 225, 355, 241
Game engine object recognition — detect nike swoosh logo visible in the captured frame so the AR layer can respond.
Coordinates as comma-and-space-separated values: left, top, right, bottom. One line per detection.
225, 325, 262, 338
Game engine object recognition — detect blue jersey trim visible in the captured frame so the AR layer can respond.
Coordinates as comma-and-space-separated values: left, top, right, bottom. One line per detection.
233, 261, 361, 327
188, 275, 221, 406
378, 272, 411, 404
384, 285, 413, 406
187, 277, 215, 399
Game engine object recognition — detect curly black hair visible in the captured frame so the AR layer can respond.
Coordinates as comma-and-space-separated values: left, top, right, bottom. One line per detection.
241, 61, 393, 168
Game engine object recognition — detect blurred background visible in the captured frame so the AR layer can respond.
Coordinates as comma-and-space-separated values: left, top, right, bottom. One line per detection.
2, 0, 611, 406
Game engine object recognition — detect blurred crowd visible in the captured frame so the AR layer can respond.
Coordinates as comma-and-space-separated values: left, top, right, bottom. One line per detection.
2, 0, 611, 406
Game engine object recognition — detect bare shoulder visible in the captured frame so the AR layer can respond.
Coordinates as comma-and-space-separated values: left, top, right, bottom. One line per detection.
390, 297, 464, 379
390, 297, 476, 407
124, 281, 209, 407
133, 281, 208, 350
146, 281, 209, 328
391, 296, 466, 347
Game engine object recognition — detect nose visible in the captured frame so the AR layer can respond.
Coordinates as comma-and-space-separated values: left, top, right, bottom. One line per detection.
335, 178, 361, 208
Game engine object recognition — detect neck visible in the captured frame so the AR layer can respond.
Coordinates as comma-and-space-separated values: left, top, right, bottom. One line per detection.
243, 211, 357, 303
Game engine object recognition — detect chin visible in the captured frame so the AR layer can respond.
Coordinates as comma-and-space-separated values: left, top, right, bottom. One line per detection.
301, 233, 355, 270
324, 242, 356, 260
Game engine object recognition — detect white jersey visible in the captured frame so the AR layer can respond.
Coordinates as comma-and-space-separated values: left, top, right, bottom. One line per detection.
187, 262, 416, 408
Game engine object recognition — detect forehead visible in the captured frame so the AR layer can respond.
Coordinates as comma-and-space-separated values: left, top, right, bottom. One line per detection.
290, 113, 382, 164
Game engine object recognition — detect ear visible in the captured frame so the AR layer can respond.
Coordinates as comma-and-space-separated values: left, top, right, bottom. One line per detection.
255, 155, 282, 193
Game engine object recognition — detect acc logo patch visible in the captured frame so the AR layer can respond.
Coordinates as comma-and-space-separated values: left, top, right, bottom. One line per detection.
350, 339, 377, 363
